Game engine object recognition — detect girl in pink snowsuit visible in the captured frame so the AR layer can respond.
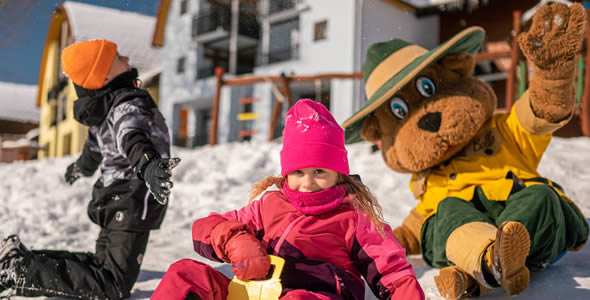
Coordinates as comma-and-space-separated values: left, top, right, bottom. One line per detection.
152, 99, 424, 300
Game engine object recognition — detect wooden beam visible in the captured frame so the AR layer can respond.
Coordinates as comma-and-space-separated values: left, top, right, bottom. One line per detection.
474, 50, 512, 62
238, 97, 259, 104
506, 10, 521, 110
222, 72, 363, 86
280, 75, 294, 108
209, 67, 225, 145
237, 130, 257, 137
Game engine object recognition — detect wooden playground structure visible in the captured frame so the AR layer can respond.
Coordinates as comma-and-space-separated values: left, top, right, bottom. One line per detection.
209, 67, 363, 145
208, 8, 590, 145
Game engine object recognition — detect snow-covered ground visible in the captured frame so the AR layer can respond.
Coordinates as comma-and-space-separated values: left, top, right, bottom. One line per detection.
1, 137, 590, 299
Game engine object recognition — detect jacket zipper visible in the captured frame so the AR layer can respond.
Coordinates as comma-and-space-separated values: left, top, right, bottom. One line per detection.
273, 215, 306, 255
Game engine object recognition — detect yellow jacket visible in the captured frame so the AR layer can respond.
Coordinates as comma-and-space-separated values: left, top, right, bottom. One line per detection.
410, 92, 573, 219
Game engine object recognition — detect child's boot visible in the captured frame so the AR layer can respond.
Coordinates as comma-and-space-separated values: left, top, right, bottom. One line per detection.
482, 221, 530, 296
434, 266, 479, 299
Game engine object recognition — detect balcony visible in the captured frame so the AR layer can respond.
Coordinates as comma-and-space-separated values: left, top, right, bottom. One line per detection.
269, 0, 304, 15
192, 10, 260, 44
267, 46, 298, 64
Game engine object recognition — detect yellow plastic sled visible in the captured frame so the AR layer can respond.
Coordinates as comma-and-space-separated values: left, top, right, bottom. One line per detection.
227, 255, 285, 300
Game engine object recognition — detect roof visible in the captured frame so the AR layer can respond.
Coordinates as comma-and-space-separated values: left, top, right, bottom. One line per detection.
0, 82, 39, 123
152, 0, 171, 47
37, 1, 162, 106
62, 1, 162, 75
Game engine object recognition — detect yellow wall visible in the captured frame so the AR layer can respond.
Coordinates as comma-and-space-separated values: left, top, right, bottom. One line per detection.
37, 14, 87, 159
38, 39, 60, 159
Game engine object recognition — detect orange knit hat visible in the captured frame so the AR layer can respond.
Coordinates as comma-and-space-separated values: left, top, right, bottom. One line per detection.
61, 39, 118, 90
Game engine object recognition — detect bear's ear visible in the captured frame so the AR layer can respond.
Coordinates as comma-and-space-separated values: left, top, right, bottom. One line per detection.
360, 113, 382, 143
438, 52, 475, 80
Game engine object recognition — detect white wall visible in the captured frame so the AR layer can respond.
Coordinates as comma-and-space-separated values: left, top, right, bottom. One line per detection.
161, 0, 215, 137
252, 0, 359, 140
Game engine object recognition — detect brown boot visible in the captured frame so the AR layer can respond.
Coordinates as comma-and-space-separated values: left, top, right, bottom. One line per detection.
434, 266, 478, 299
484, 221, 531, 295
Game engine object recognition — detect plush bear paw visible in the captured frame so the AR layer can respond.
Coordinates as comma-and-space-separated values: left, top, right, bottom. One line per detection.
518, 2, 585, 69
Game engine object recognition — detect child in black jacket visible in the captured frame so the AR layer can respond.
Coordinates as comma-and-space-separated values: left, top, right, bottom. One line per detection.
0, 39, 178, 299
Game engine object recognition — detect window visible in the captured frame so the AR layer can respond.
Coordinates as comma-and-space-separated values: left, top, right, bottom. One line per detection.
180, 0, 188, 15
313, 20, 328, 42
177, 57, 186, 74
268, 17, 300, 64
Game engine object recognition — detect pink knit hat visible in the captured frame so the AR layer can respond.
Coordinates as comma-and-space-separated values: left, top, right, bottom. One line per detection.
280, 99, 349, 176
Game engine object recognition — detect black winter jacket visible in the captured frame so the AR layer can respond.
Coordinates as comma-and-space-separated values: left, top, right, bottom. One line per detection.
74, 69, 170, 231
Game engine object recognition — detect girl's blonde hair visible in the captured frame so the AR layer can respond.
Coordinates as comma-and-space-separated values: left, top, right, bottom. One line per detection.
248, 174, 386, 235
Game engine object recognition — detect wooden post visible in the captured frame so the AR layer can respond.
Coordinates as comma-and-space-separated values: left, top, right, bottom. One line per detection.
267, 75, 294, 141
280, 75, 294, 108
506, 10, 521, 110
268, 96, 284, 142
210, 67, 224, 145
582, 9, 590, 137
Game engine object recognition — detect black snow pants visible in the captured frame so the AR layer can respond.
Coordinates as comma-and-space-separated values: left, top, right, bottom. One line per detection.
13, 229, 150, 300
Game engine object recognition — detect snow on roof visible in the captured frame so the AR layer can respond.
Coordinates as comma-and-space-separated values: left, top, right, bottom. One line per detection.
0, 82, 39, 123
402, 0, 462, 8
62, 1, 162, 78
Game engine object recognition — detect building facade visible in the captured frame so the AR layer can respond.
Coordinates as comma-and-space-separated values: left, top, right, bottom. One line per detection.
154, 0, 439, 147
0, 82, 40, 162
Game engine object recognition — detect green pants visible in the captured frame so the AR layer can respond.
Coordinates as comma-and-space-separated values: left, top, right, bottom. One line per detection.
421, 184, 588, 270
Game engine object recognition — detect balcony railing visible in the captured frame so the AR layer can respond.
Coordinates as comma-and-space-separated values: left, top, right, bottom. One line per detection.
192, 11, 259, 40
269, 0, 302, 15
194, 9, 231, 36
267, 46, 298, 64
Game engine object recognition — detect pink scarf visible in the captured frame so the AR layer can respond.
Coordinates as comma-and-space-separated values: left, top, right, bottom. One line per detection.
281, 183, 348, 215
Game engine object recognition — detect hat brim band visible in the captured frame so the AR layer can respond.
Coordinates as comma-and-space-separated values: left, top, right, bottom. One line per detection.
365, 45, 428, 99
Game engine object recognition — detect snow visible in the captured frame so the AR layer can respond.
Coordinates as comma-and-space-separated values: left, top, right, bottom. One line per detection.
1, 137, 590, 299
0, 82, 38, 123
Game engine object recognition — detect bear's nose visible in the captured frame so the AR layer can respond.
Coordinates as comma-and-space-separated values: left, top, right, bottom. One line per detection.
418, 111, 442, 132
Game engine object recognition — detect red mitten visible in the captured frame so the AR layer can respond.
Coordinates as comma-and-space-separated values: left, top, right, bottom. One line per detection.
211, 221, 270, 280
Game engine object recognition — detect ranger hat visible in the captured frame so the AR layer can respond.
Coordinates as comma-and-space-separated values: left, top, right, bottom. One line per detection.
343, 26, 485, 143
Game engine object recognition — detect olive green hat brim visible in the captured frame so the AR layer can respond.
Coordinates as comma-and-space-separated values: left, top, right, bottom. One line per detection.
343, 26, 485, 144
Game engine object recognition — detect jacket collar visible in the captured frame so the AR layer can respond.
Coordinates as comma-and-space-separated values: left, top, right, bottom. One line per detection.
281, 183, 348, 215
73, 68, 138, 126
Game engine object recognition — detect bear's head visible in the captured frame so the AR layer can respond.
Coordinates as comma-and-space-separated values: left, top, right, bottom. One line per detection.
344, 27, 496, 173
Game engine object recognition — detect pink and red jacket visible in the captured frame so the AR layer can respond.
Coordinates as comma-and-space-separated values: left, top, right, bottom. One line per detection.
192, 187, 424, 300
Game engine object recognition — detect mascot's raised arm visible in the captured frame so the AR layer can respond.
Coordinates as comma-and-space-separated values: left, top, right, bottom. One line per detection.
342, 2, 589, 299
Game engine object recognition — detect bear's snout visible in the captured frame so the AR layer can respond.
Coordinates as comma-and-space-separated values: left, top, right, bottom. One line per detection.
418, 111, 442, 132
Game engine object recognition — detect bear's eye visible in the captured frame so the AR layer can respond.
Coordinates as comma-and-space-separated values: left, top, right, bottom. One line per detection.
415, 76, 436, 98
389, 97, 408, 120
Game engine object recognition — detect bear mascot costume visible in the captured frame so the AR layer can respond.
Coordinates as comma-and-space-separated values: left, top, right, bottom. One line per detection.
342, 2, 589, 299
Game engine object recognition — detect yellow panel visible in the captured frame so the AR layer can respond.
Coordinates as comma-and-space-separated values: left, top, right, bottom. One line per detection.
237, 113, 260, 121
